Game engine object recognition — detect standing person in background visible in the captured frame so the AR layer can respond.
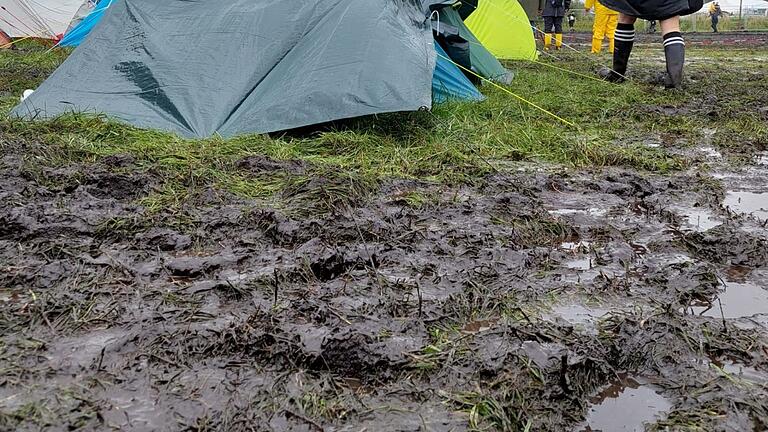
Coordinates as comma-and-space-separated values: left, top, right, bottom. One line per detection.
586, 0, 619, 53
519, 0, 543, 36
540, 0, 571, 50
709, 2, 722, 32
568, 12, 577, 30
647, 19, 658, 32
597, 0, 704, 88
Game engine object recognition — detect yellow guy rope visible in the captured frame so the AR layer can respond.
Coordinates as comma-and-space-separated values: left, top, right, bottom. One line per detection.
0, 35, 33, 49
435, 51, 576, 127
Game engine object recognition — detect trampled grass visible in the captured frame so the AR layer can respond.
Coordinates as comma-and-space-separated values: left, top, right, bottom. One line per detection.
1, 41, 765, 213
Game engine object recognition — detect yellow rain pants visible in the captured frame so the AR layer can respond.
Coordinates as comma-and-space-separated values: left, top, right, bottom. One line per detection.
586, 0, 619, 53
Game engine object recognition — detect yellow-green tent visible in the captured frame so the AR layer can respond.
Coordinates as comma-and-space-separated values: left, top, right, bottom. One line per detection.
464, 0, 537, 60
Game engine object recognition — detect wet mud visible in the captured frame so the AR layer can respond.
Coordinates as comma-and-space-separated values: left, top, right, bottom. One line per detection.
2, 132, 768, 431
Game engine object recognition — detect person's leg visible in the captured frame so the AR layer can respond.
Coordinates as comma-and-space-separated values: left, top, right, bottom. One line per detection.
554, 16, 564, 49
607, 14, 618, 53
543, 16, 553, 49
602, 13, 636, 81
592, 10, 607, 53
661, 16, 685, 88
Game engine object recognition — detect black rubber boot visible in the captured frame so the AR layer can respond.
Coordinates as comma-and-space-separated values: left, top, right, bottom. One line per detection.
663, 31, 685, 89
603, 23, 635, 82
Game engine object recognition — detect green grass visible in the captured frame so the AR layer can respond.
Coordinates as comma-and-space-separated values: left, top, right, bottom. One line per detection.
568, 10, 768, 32
2, 42, 765, 214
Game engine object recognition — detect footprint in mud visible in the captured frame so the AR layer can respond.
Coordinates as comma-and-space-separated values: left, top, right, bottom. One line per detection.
580, 375, 672, 432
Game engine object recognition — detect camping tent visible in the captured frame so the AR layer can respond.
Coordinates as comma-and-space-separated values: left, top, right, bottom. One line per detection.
0, 0, 92, 39
464, 0, 537, 60
60, 0, 111, 47
14, 0, 527, 138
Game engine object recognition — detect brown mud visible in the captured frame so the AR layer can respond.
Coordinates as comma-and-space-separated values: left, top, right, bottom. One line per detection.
2, 134, 768, 431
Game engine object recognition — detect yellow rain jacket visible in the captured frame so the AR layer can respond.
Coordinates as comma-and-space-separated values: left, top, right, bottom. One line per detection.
586, 0, 619, 53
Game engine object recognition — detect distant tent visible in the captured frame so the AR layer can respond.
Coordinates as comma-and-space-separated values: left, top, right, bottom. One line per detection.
60, 0, 112, 47
14, 0, 531, 138
0, 0, 91, 39
0, 28, 10, 48
464, 0, 538, 60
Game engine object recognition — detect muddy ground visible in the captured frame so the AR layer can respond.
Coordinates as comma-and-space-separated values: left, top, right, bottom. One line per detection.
2, 44, 768, 432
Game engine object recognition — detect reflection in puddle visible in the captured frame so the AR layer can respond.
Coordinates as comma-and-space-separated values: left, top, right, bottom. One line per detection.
689, 281, 768, 319
550, 208, 608, 217
712, 359, 768, 384
566, 257, 593, 270
549, 304, 609, 331
582, 375, 672, 432
561, 241, 593, 252
724, 191, 768, 220
699, 146, 722, 159
683, 208, 721, 232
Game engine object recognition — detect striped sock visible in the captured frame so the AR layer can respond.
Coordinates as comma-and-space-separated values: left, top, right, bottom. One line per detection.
663, 31, 685, 88
611, 23, 635, 80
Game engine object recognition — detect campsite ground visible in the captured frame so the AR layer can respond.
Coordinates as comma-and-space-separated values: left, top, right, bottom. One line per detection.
1, 35, 767, 431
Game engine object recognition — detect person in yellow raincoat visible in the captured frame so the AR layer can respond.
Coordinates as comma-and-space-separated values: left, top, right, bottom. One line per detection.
585, 0, 619, 53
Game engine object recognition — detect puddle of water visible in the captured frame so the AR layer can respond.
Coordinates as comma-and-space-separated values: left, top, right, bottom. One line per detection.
566, 257, 593, 270
724, 191, 768, 221
548, 304, 610, 330
710, 358, 768, 384
699, 146, 722, 159
689, 281, 768, 319
582, 375, 672, 432
560, 241, 593, 252
550, 208, 608, 217
683, 208, 722, 232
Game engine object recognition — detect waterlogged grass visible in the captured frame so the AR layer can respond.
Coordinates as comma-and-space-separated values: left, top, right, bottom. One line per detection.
3, 42, 764, 212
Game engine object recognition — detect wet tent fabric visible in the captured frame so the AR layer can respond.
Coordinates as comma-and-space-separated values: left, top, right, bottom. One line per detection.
14, 0, 436, 138
432, 41, 484, 103
464, 0, 537, 60
60, 0, 112, 47
436, 4, 513, 84
0, 0, 87, 38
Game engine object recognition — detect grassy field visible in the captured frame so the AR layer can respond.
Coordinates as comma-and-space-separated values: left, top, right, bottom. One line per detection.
4, 41, 764, 214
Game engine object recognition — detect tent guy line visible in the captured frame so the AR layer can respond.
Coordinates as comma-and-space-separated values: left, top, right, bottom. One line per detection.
435, 51, 577, 127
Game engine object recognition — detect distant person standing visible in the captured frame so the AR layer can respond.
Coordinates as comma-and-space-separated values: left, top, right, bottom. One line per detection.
568, 12, 577, 30
540, 0, 571, 50
586, 0, 619, 53
709, 2, 723, 32
647, 19, 658, 32
597, 0, 704, 88
520, 0, 542, 35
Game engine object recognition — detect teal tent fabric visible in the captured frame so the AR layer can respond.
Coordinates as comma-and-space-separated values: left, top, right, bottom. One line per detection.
432, 42, 484, 103
14, 0, 436, 138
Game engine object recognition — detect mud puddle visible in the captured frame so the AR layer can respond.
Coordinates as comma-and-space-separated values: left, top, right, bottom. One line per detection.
547, 303, 610, 333
580, 375, 672, 432
688, 280, 768, 319
724, 191, 768, 221
712, 358, 768, 385
681, 207, 722, 232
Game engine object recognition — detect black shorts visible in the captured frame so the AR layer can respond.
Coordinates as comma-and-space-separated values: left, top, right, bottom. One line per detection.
598, 0, 703, 20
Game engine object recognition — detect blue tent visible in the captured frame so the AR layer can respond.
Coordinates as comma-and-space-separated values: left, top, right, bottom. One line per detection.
432, 42, 483, 103
59, 0, 114, 47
